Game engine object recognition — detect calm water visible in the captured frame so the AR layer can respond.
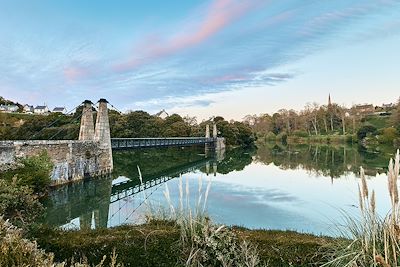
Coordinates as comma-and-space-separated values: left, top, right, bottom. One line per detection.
41, 144, 397, 236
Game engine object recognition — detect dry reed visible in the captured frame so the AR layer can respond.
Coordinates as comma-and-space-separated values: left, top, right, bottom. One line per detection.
323, 149, 400, 267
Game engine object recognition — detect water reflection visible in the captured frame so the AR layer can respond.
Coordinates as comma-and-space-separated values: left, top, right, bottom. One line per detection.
41, 144, 396, 235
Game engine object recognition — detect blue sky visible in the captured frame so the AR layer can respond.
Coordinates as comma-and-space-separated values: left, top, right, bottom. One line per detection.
0, 0, 399, 120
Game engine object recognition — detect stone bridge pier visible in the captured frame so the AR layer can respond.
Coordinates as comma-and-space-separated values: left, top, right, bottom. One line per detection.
0, 99, 114, 185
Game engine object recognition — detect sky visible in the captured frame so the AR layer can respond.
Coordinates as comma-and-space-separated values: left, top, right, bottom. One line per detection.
0, 0, 399, 120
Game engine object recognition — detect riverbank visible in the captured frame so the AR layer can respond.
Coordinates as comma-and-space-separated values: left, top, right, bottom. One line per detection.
31, 220, 334, 267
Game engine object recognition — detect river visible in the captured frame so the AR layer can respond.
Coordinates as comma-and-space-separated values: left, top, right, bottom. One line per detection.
41, 143, 397, 236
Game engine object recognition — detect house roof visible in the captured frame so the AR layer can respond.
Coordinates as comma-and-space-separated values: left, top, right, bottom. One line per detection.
53, 107, 66, 111
35, 106, 47, 109
155, 109, 169, 117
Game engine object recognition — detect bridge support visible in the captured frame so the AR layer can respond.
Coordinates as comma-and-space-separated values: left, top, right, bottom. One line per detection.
79, 100, 95, 141
95, 99, 113, 172
213, 123, 217, 138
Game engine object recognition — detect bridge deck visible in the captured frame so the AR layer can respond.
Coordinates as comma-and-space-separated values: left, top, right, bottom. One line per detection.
111, 137, 215, 149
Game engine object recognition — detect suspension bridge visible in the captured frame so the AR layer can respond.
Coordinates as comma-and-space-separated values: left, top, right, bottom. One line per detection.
0, 98, 225, 185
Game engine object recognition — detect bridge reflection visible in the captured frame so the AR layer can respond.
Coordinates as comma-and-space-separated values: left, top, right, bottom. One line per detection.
41, 147, 226, 229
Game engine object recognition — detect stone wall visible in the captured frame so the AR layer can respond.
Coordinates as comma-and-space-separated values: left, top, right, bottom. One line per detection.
0, 140, 112, 185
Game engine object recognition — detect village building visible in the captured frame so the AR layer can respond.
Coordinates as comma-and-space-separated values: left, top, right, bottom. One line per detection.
355, 104, 374, 115
23, 104, 34, 113
0, 104, 19, 113
52, 107, 67, 114
34, 105, 49, 114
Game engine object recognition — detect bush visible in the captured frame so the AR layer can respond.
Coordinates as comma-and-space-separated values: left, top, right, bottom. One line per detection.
0, 217, 54, 267
378, 127, 398, 144
0, 178, 44, 229
264, 131, 276, 141
357, 125, 377, 140
276, 132, 288, 144
1, 151, 53, 195
292, 130, 309, 138
0, 217, 122, 267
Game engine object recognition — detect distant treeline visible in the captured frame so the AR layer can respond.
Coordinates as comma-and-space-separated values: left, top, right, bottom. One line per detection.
243, 99, 400, 147
0, 99, 255, 147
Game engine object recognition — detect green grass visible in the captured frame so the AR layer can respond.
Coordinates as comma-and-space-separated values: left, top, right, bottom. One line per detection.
236, 228, 333, 266
32, 221, 182, 267
362, 115, 390, 129
30, 221, 336, 267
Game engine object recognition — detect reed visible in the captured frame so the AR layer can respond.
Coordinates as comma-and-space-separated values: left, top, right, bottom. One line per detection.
147, 175, 261, 267
323, 149, 400, 267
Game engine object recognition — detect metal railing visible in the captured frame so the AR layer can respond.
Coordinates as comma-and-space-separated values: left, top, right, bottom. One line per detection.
111, 137, 215, 149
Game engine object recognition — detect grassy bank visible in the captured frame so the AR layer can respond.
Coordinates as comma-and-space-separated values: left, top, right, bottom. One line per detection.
30, 221, 334, 267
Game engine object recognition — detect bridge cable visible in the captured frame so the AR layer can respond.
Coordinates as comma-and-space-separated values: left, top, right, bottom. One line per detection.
48, 102, 99, 140
107, 101, 123, 114
29, 102, 86, 140
121, 182, 165, 224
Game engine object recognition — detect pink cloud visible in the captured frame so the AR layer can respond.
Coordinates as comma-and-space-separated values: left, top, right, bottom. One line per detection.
63, 66, 90, 82
114, 0, 261, 72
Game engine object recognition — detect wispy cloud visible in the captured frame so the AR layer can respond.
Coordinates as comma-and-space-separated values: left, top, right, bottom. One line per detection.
0, 0, 400, 116
114, 0, 262, 72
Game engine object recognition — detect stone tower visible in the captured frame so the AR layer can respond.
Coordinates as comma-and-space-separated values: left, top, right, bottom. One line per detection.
94, 99, 113, 170
205, 124, 210, 138
79, 100, 95, 141
213, 124, 217, 138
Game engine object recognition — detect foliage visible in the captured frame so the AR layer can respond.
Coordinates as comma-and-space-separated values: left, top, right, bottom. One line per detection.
1, 151, 53, 194
146, 176, 262, 266
322, 150, 400, 267
1, 217, 122, 267
378, 127, 399, 144
264, 131, 276, 141
276, 132, 288, 144
0, 178, 44, 228
34, 221, 180, 267
357, 125, 377, 140
292, 130, 309, 137
0, 216, 54, 267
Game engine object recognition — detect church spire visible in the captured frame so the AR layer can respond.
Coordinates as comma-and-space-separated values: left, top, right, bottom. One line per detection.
328, 93, 332, 106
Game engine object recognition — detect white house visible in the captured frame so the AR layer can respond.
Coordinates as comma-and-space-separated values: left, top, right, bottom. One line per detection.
23, 104, 34, 113
0, 104, 18, 113
34, 105, 49, 114
52, 107, 67, 114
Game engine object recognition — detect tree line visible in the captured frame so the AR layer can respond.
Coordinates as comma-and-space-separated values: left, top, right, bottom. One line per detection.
243, 99, 400, 146
0, 100, 255, 147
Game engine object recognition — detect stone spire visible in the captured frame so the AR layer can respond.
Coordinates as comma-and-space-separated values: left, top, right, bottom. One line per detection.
213, 123, 217, 138
95, 99, 113, 170
79, 100, 95, 141
205, 124, 210, 138
95, 99, 111, 149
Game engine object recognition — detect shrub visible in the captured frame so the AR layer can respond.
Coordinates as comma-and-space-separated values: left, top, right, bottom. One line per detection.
276, 132, 288, 144
0, 217, 54, 267
378, 127, 399, 144
0, 217, 122, 267
0, 178, 44, 228
357, 125, 377, 140
264, 131, 276, 141
1, 151, 53, 194
292, 130, 309, 138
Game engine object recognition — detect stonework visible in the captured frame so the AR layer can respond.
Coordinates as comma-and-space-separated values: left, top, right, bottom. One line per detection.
79, 101, 95, 141
94, 99, 113, 170
213, 124, 217, 138
205, 124, 210, 138
0, 140, 112, 185
0, 99, 114, 186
